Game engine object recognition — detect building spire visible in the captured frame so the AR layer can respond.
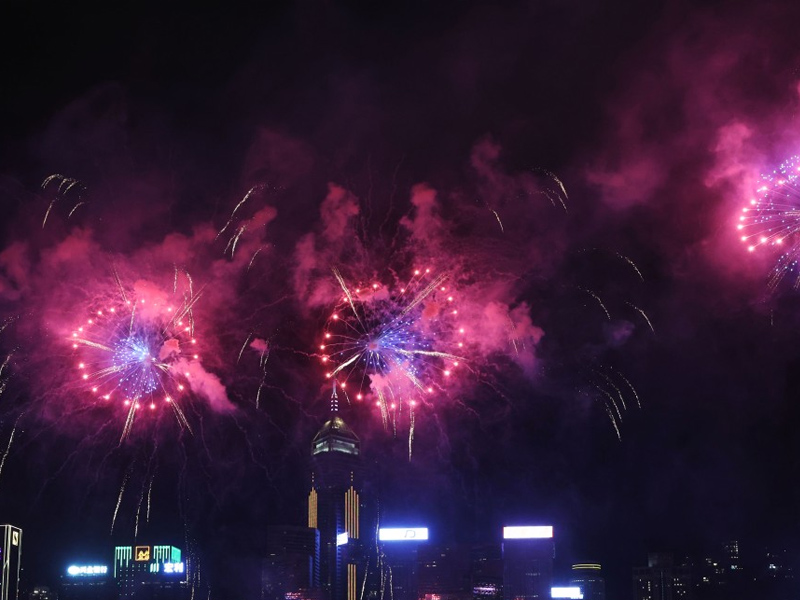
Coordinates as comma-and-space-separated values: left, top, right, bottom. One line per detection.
330, 381, 339, 414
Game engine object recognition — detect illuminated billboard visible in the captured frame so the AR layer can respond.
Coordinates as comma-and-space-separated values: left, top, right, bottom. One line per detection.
378, 528, 429, 542
337, 532, 349, 546
67, 565, 108, 577
149, 562, 185, 574
503, 526, 553, 539
135, 546, 150, 561
551, 587, 583, 599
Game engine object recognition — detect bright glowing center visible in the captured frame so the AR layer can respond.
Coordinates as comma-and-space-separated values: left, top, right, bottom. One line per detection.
113, 334, 160, 399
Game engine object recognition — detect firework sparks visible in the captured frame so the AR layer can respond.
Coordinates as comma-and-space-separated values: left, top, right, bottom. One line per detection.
69, 278, 201, 441
626, 302, 655, 334
737, 154, 800, 288
320, 268, 464, 436
580, 287, 611, 320
41, 174, 86, 228
587, 365, 641, 440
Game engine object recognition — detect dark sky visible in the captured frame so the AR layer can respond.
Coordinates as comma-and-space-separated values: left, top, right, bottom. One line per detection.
3, 0, 800, 598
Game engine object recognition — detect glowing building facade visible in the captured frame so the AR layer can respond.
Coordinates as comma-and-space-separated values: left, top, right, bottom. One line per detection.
113, 544, 189, 599
0, 525, 21, 600
502, 526, 554, 600
308, 397, 363, 600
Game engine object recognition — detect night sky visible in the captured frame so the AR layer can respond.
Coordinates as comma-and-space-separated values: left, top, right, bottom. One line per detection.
2, 1, 800, 598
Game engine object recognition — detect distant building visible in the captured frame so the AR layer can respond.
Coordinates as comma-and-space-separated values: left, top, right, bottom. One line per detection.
633, 553, 691, 600
569, 563, 605, 600
417, 543, 471, 600
27, 587, 54, 600
262, 526, 320, 600
502, 526, 554, 600
59, 563, 115, 600
0, 525, 22, 600
308, 389, 364, 600
471, 544, 503, 600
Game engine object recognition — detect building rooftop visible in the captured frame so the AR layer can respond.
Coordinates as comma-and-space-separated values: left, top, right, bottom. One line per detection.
311, 414, 360, 456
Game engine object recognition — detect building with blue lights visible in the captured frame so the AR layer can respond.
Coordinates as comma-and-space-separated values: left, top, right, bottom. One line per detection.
308, 389, 364, 600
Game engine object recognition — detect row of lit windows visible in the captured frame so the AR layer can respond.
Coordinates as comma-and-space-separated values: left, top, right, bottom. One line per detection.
308, 489, 318, 529
345, 486, 359, 539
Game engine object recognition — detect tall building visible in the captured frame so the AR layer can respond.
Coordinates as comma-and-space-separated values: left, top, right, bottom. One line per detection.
569, 563, 605, 600
308, 389, 364, 600
633, 553, 692, 600
0, 525, 22, 600
114, 544, 189, 599
502, 526, 554, 600
378, 527, 429, 600
262, 526, 320, 600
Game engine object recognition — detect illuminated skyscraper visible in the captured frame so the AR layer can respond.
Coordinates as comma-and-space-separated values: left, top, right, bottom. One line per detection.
502, 526, 554, 600
0, 525, 21, 600
308, 389, 363, 600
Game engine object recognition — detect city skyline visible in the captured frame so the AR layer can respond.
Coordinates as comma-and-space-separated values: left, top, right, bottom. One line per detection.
3, 1, 800, 598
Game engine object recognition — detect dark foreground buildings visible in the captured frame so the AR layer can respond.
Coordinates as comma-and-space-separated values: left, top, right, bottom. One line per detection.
0, 525, 22, 600
59, 543, 190, 600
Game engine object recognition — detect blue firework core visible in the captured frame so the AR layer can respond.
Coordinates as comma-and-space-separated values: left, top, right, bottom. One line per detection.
112, 333, 160, 399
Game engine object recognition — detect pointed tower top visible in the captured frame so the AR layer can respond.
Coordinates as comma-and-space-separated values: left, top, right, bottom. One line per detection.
330, 381, 339, 414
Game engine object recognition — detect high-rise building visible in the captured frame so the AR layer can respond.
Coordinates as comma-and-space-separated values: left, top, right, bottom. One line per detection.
0, 525, 22, 600
633, 553, 692, 600
502, 526, 554, 600
262, 526, 320, 600
379, 527, 429, 600
308, 390, 364, 600
114, 544, 189, 599
569, 563, 605, 600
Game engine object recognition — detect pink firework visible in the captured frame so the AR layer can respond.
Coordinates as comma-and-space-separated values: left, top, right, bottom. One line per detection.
69, 278, 200, 440
320, 267, 465, 429
737, 154, 800, 288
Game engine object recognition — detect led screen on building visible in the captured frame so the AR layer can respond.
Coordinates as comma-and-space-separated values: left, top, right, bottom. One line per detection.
66, 565, 108, 577
378, 528, 429, 541
503, 525, 554, 539
551, 587, 583, 599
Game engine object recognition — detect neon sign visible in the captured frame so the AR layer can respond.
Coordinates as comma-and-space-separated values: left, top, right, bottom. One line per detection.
161, 562, 185, 574
503, 526, 553, 539
67, 565, 108, 576
551, 587, 583, 599
378, 528, 429, 541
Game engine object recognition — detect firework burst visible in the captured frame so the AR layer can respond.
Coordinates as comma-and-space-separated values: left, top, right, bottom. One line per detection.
737, 154, 800, 288
320, 267, 465, 443
68, 276, 201, 441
